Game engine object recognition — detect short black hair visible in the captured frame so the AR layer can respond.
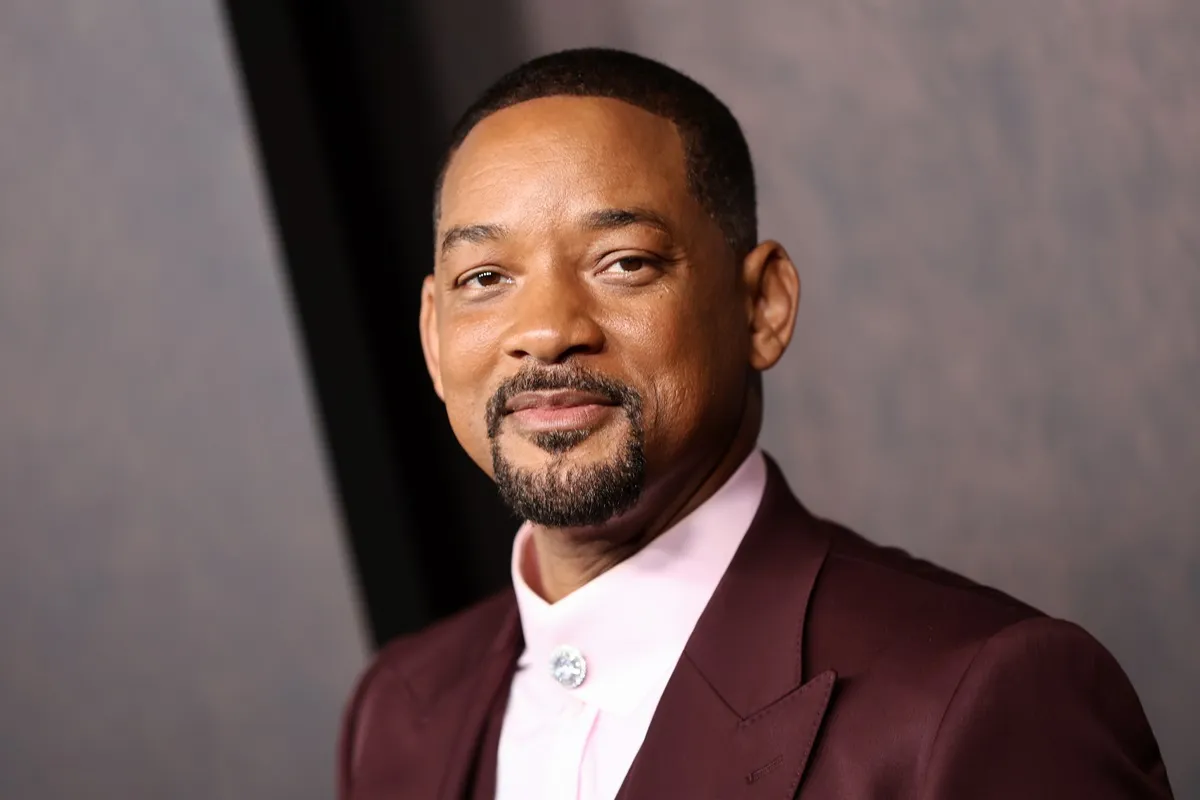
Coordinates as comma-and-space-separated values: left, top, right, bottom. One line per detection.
434, 48, 758, 257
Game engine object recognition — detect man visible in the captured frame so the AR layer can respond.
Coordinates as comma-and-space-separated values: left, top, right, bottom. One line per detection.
338, 48, 1172, 799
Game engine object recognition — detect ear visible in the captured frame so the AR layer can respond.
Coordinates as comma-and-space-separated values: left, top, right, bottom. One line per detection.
419, 274, 445, 400
740, 240, 801, 371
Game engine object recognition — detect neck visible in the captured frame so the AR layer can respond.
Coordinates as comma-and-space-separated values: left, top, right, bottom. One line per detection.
524, 401, 761, 603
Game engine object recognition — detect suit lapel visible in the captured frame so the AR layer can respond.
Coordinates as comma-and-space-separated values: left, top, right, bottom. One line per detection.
343, 594, 521, 800
433, 630, 519, 800
618, 458, 837, 799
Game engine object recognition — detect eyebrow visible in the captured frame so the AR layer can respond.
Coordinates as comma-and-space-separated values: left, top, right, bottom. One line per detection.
580, 207, 673, 236
439, 222, 509, 257
438, 207, 674, 259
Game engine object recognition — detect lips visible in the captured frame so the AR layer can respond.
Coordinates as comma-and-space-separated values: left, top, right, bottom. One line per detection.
503, 389, 618, 414
485, 367, 639, 441
502, 389, 620, 434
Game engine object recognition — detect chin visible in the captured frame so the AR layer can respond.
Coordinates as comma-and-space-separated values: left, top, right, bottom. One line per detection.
490, 423, 648, 528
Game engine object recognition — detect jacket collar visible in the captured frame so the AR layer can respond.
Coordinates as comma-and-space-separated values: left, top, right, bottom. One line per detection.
615, 456, 836, 798
405, 455, 836, 800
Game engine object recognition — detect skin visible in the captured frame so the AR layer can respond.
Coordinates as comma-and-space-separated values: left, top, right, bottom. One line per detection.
420, 96, 801, 602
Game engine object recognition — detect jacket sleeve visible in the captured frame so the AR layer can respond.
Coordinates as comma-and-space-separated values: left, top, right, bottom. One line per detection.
920, 616, 1173, 799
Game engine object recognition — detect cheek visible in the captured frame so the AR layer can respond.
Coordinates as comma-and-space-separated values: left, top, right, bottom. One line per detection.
436, 317, 501, 471
442, 391, 497, 476
616, 292, 743, 447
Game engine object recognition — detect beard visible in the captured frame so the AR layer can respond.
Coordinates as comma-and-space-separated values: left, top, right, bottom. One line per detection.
485, 364, 646, 527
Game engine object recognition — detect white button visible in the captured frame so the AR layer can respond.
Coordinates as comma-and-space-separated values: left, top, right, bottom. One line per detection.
549, 644, 587, 689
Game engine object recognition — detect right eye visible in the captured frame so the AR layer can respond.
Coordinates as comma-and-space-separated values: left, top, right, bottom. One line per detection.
459, 269, 510, 289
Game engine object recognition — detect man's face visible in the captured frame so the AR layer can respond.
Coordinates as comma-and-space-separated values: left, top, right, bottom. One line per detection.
422, 96, 753, 527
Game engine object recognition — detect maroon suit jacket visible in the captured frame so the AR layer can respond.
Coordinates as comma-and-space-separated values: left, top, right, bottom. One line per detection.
339, 458, 1173, 798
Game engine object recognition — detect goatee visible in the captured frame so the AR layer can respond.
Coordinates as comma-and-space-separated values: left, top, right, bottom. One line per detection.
486, 364, 646, 527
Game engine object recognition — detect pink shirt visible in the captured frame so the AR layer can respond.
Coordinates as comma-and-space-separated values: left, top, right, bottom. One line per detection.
495, 450, 768, 800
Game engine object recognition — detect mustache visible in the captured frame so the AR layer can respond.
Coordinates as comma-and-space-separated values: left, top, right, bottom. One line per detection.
485, 365, 641, 439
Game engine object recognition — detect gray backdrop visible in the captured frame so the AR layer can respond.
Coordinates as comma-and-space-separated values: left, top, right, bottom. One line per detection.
0, 1, 366, 798
415, 0, 1200, 789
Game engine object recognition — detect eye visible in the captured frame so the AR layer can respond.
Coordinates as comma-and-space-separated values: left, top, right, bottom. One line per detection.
458, 269, 510, 289
596, 254, 664, 286
602, 256, 655, 275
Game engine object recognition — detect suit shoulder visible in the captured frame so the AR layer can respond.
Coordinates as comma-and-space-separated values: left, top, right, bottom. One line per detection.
343, 589, 516, 728
806, 519, 1046, 674
365, 588, 517, 687
920, 615, 1170, 795
338, 590, 517, 797
828, 519, 1040, 614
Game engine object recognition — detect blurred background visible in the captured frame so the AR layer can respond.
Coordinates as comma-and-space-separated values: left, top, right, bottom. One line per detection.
1, 0, 1196, 797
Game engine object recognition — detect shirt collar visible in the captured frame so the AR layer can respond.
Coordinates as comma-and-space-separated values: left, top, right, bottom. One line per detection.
510, 449, 767, 715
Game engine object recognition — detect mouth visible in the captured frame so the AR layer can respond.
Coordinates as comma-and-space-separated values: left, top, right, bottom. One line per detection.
503, 390, 620, 433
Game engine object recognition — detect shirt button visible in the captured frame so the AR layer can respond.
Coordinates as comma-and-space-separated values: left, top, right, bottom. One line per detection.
549, 644, 587, 689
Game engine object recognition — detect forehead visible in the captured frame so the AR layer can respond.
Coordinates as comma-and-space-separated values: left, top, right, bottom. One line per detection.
439, 96, 695, 232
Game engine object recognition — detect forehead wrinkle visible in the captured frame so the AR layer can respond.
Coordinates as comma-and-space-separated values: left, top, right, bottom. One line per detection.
441, 150, 572, 226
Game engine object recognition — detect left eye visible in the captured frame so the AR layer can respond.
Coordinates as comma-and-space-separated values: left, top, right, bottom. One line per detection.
606, 257, 650, 273
461, 270, 508, 288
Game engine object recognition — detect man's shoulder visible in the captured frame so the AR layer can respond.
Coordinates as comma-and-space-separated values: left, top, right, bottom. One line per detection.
370, 588, 517, 680
826, 519, 1041, 619
351, 588, 517, 708
803, 516, 1047, 674
337, 590, 518, 796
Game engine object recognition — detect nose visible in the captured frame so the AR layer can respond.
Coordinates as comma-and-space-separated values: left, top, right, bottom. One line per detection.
501, 272, 605, 364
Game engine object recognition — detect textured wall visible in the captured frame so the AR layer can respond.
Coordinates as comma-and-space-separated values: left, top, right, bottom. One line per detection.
414, 0, 1200, 788
0, 1, 366, 798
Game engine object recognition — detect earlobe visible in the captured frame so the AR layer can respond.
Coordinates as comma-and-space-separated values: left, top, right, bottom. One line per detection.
418, 274, 445, 400
743, 240, 801, 371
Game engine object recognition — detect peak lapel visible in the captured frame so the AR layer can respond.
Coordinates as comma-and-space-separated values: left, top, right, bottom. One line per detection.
618, 458, 837, 799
